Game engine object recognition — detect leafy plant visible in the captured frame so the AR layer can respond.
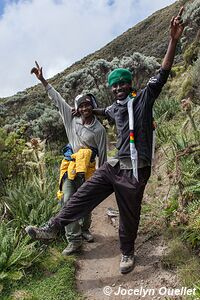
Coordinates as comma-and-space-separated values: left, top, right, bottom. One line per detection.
182, 0, 200, 50
181, 200, 200, 247
179, 53, 200, 105
0, 129, 26, 180
2, 173, 59, 228
22, 138, 47, 191
163, 197, 179, 221
0, 222, 40, 289
154, 96, 180, 121
190, 54, 200, 105
0, 138, 60, 227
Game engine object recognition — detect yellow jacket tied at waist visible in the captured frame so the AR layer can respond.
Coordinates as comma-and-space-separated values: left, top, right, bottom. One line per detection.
57, 148, 96, 200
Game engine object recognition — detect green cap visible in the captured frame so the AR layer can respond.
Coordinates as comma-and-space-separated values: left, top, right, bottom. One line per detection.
107, 68, 132, 86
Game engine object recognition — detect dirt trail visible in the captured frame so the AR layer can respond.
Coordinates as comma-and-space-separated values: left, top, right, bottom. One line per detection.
76, 193, 179, 300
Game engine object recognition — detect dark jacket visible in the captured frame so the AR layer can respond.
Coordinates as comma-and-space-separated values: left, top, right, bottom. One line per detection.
104, 68, 170, 166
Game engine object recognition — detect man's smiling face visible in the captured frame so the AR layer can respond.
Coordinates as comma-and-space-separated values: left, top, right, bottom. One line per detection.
111, 81, 132, 100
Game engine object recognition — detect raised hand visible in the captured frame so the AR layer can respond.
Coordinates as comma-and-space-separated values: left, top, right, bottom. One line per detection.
31, 61, 48, 86
170, 6, 185, 41
31, 61, 44, 81
71, 107, 80, 117
161, 7, 185, 70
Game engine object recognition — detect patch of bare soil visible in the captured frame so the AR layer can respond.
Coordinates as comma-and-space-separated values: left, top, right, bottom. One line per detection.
76, 192, 179, 300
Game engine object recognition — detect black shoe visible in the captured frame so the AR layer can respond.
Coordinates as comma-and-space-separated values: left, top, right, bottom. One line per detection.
25, 222, 58, 240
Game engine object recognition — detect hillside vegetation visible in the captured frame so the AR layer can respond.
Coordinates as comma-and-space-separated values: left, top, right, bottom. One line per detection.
0, 0, 189, 133
0, 0, 200, 299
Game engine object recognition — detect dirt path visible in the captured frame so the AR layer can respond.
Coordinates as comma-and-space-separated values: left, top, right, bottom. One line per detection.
76, 193, 179, 300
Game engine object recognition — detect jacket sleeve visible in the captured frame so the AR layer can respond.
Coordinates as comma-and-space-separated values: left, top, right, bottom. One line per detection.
145, 68, 170, 105
105, 104, 115, 122
46, 84, 72, 125
95, 126, 107, 167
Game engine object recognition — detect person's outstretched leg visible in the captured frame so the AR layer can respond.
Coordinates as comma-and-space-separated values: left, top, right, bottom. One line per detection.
25, 163, 114, 240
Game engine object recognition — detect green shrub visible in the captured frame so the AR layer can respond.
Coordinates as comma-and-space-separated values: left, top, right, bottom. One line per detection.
0, 137, 61, 227
178, 76, 193, 100
163, 197, 179, 221
0, 129, 26, 180
190, 55, 200, 105
182, 0, 200, 49
154, 96, 180, 121
181, 200, 200, 247
0, 222, 40, 290
183, 41, 200, 66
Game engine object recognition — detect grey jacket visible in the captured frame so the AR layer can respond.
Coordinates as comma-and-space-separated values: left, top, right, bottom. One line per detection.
46, 84, 107, 167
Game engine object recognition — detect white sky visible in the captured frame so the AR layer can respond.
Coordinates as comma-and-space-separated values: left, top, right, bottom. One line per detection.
0, 0, 176, 97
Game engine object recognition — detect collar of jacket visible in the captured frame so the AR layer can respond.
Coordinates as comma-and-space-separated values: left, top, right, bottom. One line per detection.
116, 96, 129, 105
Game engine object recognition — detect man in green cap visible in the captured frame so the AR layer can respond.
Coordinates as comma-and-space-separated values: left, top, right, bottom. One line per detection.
107, 68, 132, 87
26, 7, 184, 274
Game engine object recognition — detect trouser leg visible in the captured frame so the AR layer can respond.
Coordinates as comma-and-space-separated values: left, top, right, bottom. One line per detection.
52, 163, 114, 229
114, 167, 151, 255
62, 177, 82, 244
81, 213, 92, 231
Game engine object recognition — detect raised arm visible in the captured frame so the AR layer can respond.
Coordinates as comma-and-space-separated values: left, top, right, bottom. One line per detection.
162, 7, 185, 70
31, 61, 73, 127
31, 61, 48, 87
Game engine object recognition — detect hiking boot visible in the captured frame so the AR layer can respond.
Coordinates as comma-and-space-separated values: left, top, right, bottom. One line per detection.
25, 222, 58, 240
120, 254, 135, 274
82, 230, 94, 242
62, 242, 82, 255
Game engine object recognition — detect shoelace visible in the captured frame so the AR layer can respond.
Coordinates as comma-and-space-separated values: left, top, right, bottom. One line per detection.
121, 255, 132, 262
40, 224, 51, 231
40, 227, 47, 232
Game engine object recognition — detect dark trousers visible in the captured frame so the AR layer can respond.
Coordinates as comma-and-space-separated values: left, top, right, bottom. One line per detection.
53, 162, 151, 255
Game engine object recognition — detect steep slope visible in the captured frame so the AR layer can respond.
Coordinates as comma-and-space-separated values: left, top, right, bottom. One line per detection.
1, 0, 186, 104
51, 0, 187, 79
1, 0, 196, 144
